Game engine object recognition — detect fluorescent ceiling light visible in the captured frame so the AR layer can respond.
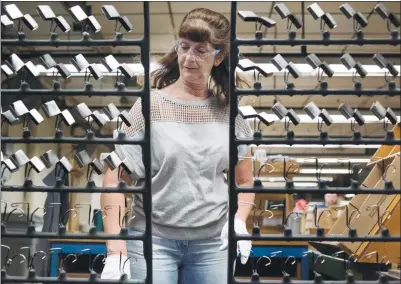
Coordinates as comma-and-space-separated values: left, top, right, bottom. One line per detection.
34, 62, 400, 78
294, 182, 319, 187
296, 158, 371, 164
299, 169, 349, 174
259, 176, 333, 182
261, 182, 319, 187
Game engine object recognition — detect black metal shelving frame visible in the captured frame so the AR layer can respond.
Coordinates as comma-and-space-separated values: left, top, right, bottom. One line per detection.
227, 2, 400, 284
1, 1, 400, 284
1, 2, 152, 284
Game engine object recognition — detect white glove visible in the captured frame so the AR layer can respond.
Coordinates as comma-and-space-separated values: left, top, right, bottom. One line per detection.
219, 218, 252, 264
100, 255, 131, 279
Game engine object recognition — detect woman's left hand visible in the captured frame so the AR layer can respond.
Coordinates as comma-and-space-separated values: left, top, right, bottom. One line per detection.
219, 218, 252, 264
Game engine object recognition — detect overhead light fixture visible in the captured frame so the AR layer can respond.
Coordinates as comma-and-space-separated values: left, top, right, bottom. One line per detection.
305, 53, 334, 89
273, 3, 302, 39
259, 176, 334, 182
300, 169, 349, 175
340, 53, 368, 89
374, 2, 400, 38
339, 3, 368, 39
271, 54, 301, 89
238, 11, 276, 40
307, 2, 337, 40
296, 158, 370, 164
238, 58, 272, 90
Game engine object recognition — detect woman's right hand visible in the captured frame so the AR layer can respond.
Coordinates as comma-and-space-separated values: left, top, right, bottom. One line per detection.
100, 254, 131, 279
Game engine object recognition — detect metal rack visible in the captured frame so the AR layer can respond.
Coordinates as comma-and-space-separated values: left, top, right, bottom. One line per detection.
1, 1, 400, 284
227, 2, 400, 284
1, 2, 152, 284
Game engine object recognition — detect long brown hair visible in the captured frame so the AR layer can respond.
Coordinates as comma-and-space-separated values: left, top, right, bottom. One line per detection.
148, 8, 250, 107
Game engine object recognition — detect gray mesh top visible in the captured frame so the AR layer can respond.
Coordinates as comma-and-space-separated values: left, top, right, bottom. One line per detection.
114, 89, 253, 240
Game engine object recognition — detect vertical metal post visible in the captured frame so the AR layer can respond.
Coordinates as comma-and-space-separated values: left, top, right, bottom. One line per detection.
228, 2, 239, 283
140, 2, 152, 284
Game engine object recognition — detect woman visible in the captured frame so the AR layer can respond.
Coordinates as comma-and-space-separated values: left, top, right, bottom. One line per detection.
100, 8, 255, 283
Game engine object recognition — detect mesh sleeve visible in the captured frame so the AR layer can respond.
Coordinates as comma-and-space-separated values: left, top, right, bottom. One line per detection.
235, 114, 254, 160
113, 99, 145, 180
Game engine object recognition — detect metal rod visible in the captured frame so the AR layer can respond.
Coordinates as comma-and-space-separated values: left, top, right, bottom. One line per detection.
236, 38, 401, 46
1, 185, 397, 194
141, 3, 153, 284
4, 51, 400, 59
1, 38, 144, 47
0, 185, 146, 193
233, 234, 401, 242
235, 138, 401, 145
1, 231, 146, 240
236, 186, 400, 194
0, 89, 144, 97
228, 2, 239, 283
234, 280, 400, 284
1, 276, 145, 283
235, 88, 401, 96
1, 137, 146, 145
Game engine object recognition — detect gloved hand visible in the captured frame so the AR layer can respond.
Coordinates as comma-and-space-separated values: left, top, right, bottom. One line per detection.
219, 217, 252, 264
100, 255, 131, 279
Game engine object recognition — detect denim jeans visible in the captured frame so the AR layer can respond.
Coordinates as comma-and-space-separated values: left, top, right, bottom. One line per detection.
127, 230, 228, 284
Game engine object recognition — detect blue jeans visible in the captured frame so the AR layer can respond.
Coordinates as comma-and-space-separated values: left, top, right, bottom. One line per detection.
127, 230, 228, 284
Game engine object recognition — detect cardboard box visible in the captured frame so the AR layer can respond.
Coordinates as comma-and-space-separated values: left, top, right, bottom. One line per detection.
310, 156, 400, 265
